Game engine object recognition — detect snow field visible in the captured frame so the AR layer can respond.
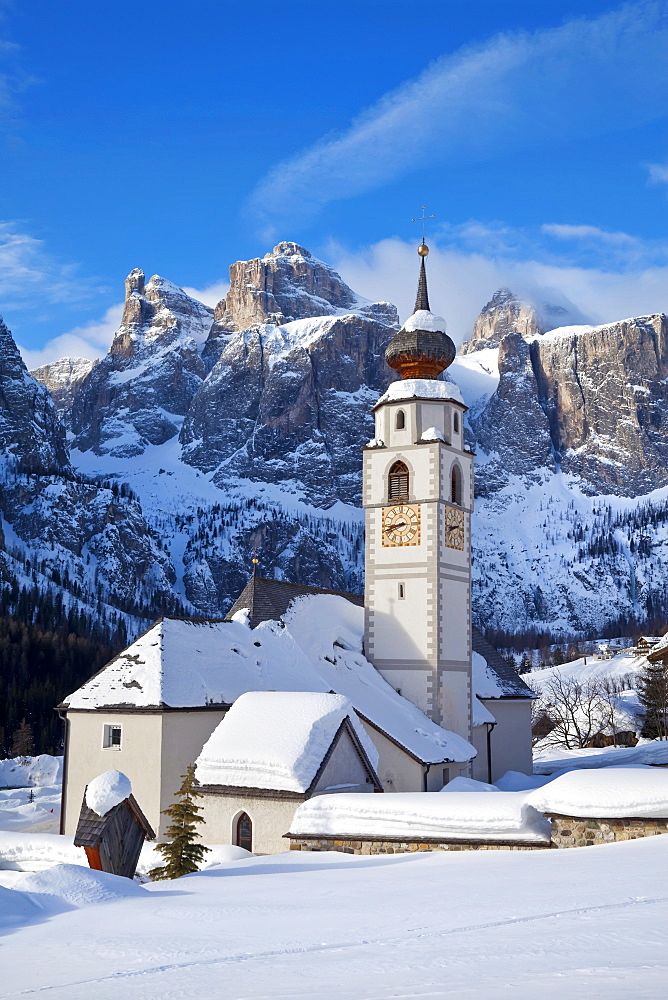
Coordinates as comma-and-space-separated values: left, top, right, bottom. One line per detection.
1, 838, 667, 998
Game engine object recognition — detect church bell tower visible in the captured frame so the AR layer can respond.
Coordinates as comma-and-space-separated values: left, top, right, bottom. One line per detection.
363, 241, 473, 738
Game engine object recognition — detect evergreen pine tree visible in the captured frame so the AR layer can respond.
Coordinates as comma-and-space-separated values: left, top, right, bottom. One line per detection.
11, 718, 34, 759
149, 765, 210, 880
638, 657, 668, 740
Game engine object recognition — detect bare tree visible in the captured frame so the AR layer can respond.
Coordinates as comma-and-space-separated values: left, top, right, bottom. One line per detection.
597, 678, 625, 747
531, 675, 613, 750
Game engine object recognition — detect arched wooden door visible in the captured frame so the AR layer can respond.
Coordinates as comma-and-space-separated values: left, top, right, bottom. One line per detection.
235, 812, 253, 852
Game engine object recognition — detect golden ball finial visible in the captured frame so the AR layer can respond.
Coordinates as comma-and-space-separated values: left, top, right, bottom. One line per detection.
417, 241, 429, 257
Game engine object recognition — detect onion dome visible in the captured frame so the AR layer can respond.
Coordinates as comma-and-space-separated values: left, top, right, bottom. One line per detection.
385, 243, 456, 379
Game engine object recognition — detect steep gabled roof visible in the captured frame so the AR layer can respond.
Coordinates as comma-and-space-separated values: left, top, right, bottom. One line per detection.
227, 576, 363, 629
471, 630, 534, 699
228, 576, 532, 700
195, 691, 381, 793
62, 601, 475, 765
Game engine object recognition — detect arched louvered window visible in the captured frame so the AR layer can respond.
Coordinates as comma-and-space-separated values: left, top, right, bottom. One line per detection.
388, 461, 409, 502
453, 411, 460, 434
395, 409, 405, 430
235, 812, 253, 852
451, 464, 462, 505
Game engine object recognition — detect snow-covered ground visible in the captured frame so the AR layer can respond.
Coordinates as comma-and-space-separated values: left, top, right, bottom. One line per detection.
1, 839, 666, 998
0, 756, 62, 834
1, 754, 668, 996
527, 648, 645, 691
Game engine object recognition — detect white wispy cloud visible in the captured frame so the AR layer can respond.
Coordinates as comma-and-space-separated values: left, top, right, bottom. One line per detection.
0, 221, 103, 309
647, 162, 668, 185
250, 2, 668, 233
541, 224, 639, 245
328, 230, 668, 344
182, 279, 229, 307
18, 303, 124, 369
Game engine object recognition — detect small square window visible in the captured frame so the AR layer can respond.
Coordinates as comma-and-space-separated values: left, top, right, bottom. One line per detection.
103, 724, 122, 749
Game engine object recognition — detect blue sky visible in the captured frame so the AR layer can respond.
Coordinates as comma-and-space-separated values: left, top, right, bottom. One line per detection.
1, 0, 666, 365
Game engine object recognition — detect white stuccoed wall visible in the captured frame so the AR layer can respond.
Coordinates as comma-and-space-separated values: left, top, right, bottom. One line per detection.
363, 390, 473, 743
62, 707, 227, 837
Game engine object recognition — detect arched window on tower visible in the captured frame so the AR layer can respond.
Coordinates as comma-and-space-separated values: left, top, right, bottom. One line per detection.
453, 411, 460, 434
451, 464, 462, 505
395, 409, 405, 430
388, 461, 409, 502
235, 812, 253, 852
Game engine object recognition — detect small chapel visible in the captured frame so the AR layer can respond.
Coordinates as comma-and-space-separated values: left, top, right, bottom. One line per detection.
58, 242, 533, 852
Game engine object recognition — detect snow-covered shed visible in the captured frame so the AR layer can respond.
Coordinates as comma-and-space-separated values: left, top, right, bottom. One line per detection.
195, 692, 382, 854
74, 770, 154, 878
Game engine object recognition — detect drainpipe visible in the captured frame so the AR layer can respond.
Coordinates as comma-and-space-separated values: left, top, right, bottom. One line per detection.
423, 763, 432, 791
486, 721, 497, 785
57, 709, 69, 835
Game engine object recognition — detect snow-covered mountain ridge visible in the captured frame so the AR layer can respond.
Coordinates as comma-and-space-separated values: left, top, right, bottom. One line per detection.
17, 243, 668, 638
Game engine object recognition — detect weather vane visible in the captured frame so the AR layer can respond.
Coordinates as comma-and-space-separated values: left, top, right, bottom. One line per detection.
251, 546, 260, 576
411, 206, 436, 245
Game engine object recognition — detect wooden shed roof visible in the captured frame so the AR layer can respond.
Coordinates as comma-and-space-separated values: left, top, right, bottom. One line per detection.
74, 793, 155, 848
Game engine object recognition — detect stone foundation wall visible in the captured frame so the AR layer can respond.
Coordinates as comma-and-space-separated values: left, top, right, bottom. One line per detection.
548, 814, 668, 848
288, 836, 550, 854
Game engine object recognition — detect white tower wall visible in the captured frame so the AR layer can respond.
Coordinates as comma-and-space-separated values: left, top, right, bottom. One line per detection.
363, 391, 473, 737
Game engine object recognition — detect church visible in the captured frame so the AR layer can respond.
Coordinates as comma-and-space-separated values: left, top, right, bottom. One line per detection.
58, 242, 533, 851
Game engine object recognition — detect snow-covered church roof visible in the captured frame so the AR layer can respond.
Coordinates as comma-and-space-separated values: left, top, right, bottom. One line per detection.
195, 691, 380, 793
62, 589, 476, 765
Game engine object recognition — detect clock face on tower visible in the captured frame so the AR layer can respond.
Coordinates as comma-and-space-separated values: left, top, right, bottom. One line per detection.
445, 506, 465, 550
382, 504, 420, 546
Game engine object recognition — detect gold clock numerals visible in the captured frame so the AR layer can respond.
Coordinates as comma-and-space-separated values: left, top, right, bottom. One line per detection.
382, 504, 420, 547
445, 506, 465, 550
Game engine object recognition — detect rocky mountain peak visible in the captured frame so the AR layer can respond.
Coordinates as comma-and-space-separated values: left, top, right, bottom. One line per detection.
270, 241, 313, 259
461, 288, 544, 355
70, 271, 213, 457
124, 268, 145, 297
210, 243, 398, 336
0, 317, 70, 476
115, 270, 213, 357
30, 357, 98, 426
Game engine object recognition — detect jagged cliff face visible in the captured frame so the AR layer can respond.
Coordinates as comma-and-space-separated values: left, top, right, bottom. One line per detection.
532, 315, 668, 495
201, 242, 397, 370
468, 332, 554, 493
464, 308, 668, 634
12, 249, 668, 638
182, 314, 395, 505
70, 270, 212, 456
31, 357, 97, 426
213, 241, 396, 332
471, 313, 668, 498
461, 288, 544, 354
0, 316, 178, 619
0, 320, 71, 476
25, 246, 397, 616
